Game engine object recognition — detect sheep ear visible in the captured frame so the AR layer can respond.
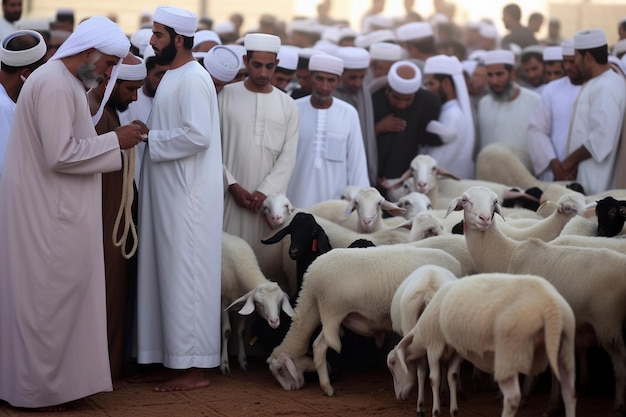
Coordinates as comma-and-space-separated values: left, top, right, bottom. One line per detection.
261, 224, 291, 245
382, 200, 407, 217
226, 290, 257, 315
494, 201, 505, 220
393, 218, 414, 230
382, 169, 412, 190
396, 333, 414, 375
436, 166, 461, 181
316, 227, 332, 253
445, 197, 464, 217
281, 294, 295, 317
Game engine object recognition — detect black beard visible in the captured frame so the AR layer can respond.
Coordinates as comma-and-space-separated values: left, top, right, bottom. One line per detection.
489, 81, 515, 102
154, 40, 177, 66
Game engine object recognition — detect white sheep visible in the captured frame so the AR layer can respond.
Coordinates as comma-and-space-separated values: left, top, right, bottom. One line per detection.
221, 232, 294, 375
393, 273, 577, 417
266, 245, 462, 396
341, 187, 406, 233
340, 185, 365, 201
406, 234, 476, 276
387, 265, 458, 415
395, 212, 449, 241
448, 186, 626, 414
261, 193, 296, 230
395, 192, 433, 219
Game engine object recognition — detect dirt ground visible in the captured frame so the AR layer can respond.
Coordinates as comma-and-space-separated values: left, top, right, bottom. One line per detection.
0, 347, 617, 417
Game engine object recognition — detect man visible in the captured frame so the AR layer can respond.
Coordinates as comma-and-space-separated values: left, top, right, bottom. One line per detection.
271, 46, 297, 93
372, 60, 442, 188
203, 44, 240, 93
395, 21, 436, 72
423, 54, 475, 179
191, 29, 221, 53
519, 45, 545, 92
528, 39, 582, 182
220, 33, 299, 247
477, 49, 540, 169
287, 53, 369, 208
0, 0, 21, 38
132, 5, 224, 392
368, 42, 402, 79
0, 29, 46, 177
0, 16, 143, 410
542, 45, 565, 82
500, 3, 537, 50
527, 12, 543, 35
334, 46, 376, 185
561, 29, 626, 194
291, 47, 322, 99
542, 18, 563, 46
224, 44, 248, 83
88, 53, 145, 382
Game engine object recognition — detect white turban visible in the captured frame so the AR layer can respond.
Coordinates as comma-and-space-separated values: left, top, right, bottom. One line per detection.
369, 42, 402, 61
479, 23, 498, 40
395, 22, 434, 42
483, 49, 515, 66
354, 29, 395, 49
337, 46, 370, 70
468, 49, 487, 62
118, 56, 147, 81
130, 28, 152, 57
50, 16, 129, 61
561, 38, 575, 56
462, 59, 478, 77
153, 6, 197, 37
203, 45, 240, 82
277, 46, 298, 71
309, 54, 343, 76
193, 30, 222, 48
0, 30, 47, 67
224, 44, 246, 70
573, 29, 607, 50
543, 46, 563, 61
214, 21, 236, 35
314, 39, 340, 56
387, 60, 421, 94
244, 33, 281, 54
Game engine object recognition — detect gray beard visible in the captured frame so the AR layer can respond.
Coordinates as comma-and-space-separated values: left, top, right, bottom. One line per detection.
488, 81, 515, 102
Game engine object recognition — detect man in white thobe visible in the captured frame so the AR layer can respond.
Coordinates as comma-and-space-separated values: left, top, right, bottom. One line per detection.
561, 29, 626, 194
0, 29, 46, 177
528, 40, 582, 182
0, 0, 20, 39
220, 33, 299, 247
287, 54, 369, 208
422, 54, 476, 179
133, 6, 223, 392
0, 16, 143, 409
477, 49, 541, 170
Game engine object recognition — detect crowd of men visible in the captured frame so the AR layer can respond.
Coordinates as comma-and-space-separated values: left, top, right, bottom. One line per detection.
0, 0, 626, 411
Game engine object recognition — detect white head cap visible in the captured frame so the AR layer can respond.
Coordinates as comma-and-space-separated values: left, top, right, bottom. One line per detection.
479, 23, 498, 40
153, 6, 197, 37
573, 29, 607, 50
118, 55, 147, 81
369, 42, 402, 61
0, 30, 47, 67
309, 53, 343, 76
224, 44, 247, 70
130, 28, 152, 56
244, 33, 281, 54
561, 38, 575, 56
214, 21, 236, 35
483, 49, 515, 66
193, 30, 222, 48
277, 46, 298, 71
395, 22, 434, 42
203, 45, 240, 82
468, 49, 487, 62
354, 29, 395, 49
362, 15, 394, 33
462, 60, 478, 77
336, 46, 370, 70
543, 46, 563, 61
314, 39, 340, 56
387, 60, 422, 94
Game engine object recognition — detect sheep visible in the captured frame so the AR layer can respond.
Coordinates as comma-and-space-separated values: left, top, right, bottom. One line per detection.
395, 212, 449, 241
595, 196, 626, 237
448, 186, 626, 415
387, 265, 458, 415
261, 193, 296, 230
406, 234, 476, 276
340, 185, 365, 201
266, 245, 462, 397
395, 192, 433, 220
393, 273, 577, 417
221, 232, 294, 375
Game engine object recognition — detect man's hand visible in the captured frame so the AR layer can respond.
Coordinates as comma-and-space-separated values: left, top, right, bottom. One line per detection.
229, 183, 254, 209
550, 159, 574, 181
115, 124, 144, 149
375, 115, 407, 135
132, 120, 149, 138
249, 191, 267, 213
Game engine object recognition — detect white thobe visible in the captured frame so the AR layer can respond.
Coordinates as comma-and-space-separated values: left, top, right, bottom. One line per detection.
118, 88, 154, 184
567, 69, 626, 195
287, 97, 370, 208
137, 61, 223, 369
0, 17, 16, 39
527, 77, 581, 181
478, 87, 541, 169
220, 82, 299, 247
423, 99, 475, 179
0, 83, 15, 178
0, 60, 119, 408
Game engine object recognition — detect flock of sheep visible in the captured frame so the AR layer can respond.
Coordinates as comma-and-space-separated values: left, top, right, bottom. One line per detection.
220, 153, 626, 417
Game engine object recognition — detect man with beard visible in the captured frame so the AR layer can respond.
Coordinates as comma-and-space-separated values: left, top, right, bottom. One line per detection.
0, 16, 143, 411
286, 53, 369, 208
131, 6, 223, 393
528, 39, 582, 182
561, 29, 626, 194
88, 53, 145, 383
0, 0, 21, 38
476, 49, 540, 170
423, 54, 475, 179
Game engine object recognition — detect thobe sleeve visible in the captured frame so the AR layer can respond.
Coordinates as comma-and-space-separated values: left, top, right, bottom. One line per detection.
583, 80, 626, 163
345, 109, 371, 188
527, 93, 556, 176
256, 99, 300, 196
37, 81, 121, 175
148, 72, 216, 161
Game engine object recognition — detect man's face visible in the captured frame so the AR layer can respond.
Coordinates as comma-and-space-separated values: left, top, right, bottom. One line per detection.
110, 80, 143, 112
311, 71, 339, 102
371, 60, 393, 79
271, 71, 294, 92
150, 23, 177, 66
244, 51, 277, 88
470, 65, 488, 94
563, 54, 584, 85
502, 12, 513, 30
144, 63, 168, 97
340, 69, 367, 94
386, 88, 415, 112
3, 0, 22, 23
574, 50, 593, 84
423, 74, 447, 102
295, 68, 311, 91
544, 61, 565, 82
619, 24, 626, 41
521, 56, 544, 87
486, 64, 512, 94
78, 51, 118, 89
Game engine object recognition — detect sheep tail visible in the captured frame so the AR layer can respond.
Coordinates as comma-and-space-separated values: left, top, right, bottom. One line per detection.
543, 302, 564, 382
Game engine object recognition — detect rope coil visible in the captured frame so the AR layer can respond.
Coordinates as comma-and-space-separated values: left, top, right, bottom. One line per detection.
112, 148, 138, 259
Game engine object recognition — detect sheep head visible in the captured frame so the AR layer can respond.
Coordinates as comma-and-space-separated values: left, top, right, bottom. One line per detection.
395, 192, 433, 219
446, 186, 503, 232
262, 212, 332, 259
596, 196, 626, 237
225, 282, 294, 328
344, 187, 406, 232
267, 352, 313, 391
261, 194, 295, 229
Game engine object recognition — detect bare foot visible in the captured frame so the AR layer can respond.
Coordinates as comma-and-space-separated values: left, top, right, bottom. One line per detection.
153, 368, 211, 392
128, 365, 179, 384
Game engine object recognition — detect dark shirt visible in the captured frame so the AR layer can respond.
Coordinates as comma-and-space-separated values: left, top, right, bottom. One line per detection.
372, 88, 442, 179
501, 25, 538, 49
290, 88, 310, 100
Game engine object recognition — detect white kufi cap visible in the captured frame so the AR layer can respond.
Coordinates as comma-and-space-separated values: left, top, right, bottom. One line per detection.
395, 22, 434, 42
277, 46, 298, 71
309, 53, 343, 76
130, 28, 152, 56
354, 29, 395, 49
387, 60, 421, 94
369, 42, 402, 61
244, 33, 281, 54
424, 54, 462, 75
193, 30, 222, 48
204, 45, 240, 82
479, 23, 498, 40
0, 30, 46, 67
224, 44, 246, 70
483, 49, 515, 66
337, 46, 370, 69
561, 38, 574, 56
543, 46, 563, 61
573, 29, 607, 50
153, 6, 197, 37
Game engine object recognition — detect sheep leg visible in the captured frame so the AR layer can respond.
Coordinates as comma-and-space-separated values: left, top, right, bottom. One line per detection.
220, 309, 231, 375
416, 356, 427, 417
427, 349, 443, 417
604, 338, 626, 414
544, 372, 564, 417
235, 315, 248, 372
447, 354, 463, 417
558, 361, 577, 417
312, 331, 334, 396
498, 374, 521, 417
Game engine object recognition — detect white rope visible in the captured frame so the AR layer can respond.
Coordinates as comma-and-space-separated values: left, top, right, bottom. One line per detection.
112, 147, 138, 259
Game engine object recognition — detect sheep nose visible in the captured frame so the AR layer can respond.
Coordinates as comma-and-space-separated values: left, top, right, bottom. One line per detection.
417, 181, 428, 191
269, 318, 279, 328
478, 214, 491, 223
